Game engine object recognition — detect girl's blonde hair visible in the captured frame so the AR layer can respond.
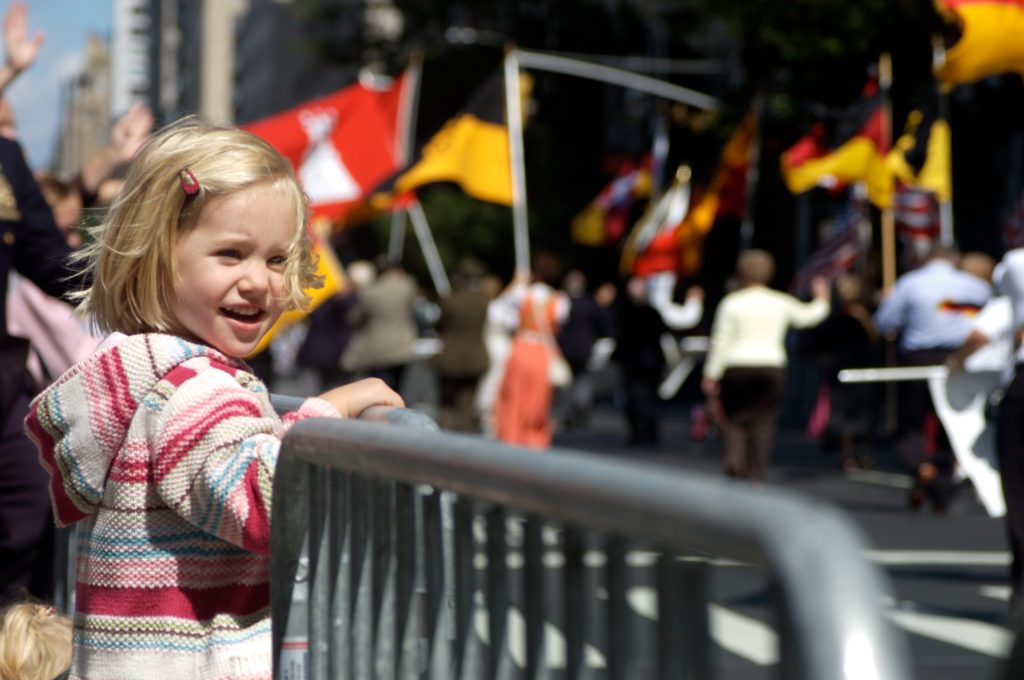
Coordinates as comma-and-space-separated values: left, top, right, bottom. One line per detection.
74, 116, 322, 335
0, 603, 72, 680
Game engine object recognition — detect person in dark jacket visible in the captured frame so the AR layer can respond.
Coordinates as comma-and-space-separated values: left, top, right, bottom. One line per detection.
0, 135, 77, 605
613, 277, 669, 445
432, 258, 491, 432
557, 269, 610, 428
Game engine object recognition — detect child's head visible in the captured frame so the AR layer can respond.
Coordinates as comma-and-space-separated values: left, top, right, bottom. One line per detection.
0, 603, 72, 680
75, 117, 321, 357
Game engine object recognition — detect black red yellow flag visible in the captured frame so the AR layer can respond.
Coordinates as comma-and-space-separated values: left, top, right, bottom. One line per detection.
780, 83, 892, 208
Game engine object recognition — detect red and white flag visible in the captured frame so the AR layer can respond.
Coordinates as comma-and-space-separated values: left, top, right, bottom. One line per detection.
243, 75, 408, 221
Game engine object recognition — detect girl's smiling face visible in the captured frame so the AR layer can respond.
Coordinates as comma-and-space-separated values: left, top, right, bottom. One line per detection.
170, 185, 296, 357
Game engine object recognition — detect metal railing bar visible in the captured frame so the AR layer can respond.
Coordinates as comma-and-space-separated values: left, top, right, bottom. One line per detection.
485, 506, 514, 680
452, 496, 481, 679
370, 479, 394, 677
282, 420, 909, 680
352, 476, 374, 679
308, 473, 330, 680
374, 480, 398, 680
423, 490, 454, 677
270, 458, 312, 676
391, 482, 418, 677
655, 554, 682, 680
562, 526, 585, 680
328, 470, 352, 679
522, 516, 546, 679
605, 536, 629, 680
682, 559, 713, 679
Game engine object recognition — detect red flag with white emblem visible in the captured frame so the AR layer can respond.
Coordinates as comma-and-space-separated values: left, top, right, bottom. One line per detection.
243, 75, 407, 221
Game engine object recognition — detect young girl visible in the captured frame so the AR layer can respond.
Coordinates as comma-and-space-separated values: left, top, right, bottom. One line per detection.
23, 119, 403, 680
0, 602, 72, 680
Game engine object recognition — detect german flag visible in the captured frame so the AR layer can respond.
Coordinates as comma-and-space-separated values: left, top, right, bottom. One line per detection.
935, 0, 1024, 85
780, 83, 892, 208
381, 71, 517, 206
675, 112, 756, 277
570, 156, 652, 247
886, 86, 951, 203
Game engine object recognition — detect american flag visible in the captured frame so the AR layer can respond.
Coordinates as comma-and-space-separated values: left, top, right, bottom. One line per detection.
789, 191, 868, 295
1003, 189, 1024, 249
893, 186, 940, 245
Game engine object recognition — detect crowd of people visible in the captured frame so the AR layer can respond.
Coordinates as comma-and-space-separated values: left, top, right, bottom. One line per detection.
2, 2, 1024, 677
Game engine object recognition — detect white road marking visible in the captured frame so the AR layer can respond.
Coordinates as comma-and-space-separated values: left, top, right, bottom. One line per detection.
627, 587, 779, 666
887, 608, 1012, 658
866, 550, 1010, 567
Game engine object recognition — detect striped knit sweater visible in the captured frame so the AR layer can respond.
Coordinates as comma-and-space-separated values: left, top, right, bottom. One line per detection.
24, 333, 341, 680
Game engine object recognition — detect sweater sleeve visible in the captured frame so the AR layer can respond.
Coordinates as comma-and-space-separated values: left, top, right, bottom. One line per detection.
786, 295, 830, 329
149, 365, 340, 555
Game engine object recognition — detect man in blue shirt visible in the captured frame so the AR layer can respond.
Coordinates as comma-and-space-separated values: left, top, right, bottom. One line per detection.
874, 245, 992, 512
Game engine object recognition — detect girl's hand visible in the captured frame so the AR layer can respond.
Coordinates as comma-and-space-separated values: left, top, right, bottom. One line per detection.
319, 378, 404, 418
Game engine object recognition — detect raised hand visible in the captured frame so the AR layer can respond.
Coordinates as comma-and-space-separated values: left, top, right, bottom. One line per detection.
108, 102, 154, 165
3, 2, 42, 75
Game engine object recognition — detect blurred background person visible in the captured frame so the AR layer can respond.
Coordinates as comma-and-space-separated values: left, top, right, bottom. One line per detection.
556, 269, 609, 430
702, 250, 831, 482
874, 244, 992, 512
341, 259, 418, 394
432, 258, 490, 432
476, 273, 513, 437
612, 276, 669, 445
297, 259, 373, 391
493, 252, 569, 448
798, 272, 881, 471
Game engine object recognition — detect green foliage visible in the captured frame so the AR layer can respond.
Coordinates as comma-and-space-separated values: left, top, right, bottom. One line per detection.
371, 184, 517, 283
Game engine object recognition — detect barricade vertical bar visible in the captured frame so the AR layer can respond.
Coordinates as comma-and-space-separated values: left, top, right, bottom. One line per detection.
522, 516, 546, 679
402, 486, 433, 678
271, 457, 312, 679
424, 490, 453, 676
562, 527, 585, 680
391, 482, 418, 677
328, 470, 352, 679
605, 536, 629, 680
455, 498, 486, 679
774, 578, 799, 680
307, 471, 330, 680
485, 506, 514, 679
372, 479, 396, 678
352, 475, 374, 680
656, 556, 710, 680
678, 559, 712, 679
53, 526, 76, 614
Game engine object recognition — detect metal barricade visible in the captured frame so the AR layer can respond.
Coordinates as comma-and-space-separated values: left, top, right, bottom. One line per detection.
270, 412, 913, 680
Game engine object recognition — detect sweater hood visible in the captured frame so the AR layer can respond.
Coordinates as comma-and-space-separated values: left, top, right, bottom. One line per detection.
24, 333, 249, 527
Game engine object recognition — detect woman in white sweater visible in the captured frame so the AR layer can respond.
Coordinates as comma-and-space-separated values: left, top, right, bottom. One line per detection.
701, 250, 830, 481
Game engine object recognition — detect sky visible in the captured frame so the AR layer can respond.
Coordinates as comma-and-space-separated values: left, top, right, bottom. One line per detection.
3, 0, 112, 169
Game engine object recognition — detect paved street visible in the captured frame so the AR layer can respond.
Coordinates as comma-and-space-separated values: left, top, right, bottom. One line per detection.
549, 401, 1014, 680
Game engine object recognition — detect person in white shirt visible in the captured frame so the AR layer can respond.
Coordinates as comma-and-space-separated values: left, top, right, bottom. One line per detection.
701, 249, 830, 481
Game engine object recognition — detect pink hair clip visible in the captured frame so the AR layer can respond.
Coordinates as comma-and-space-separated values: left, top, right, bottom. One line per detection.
179, 168, 200, 195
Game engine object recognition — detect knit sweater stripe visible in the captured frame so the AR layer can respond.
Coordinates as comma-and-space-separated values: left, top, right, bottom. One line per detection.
79, 582, 270, 619
153, 396, 262, 484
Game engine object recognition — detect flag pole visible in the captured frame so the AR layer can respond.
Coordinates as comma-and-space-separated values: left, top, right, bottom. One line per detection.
932, 35, 955, 248
504, 44, 531, 275
389, 52, 424, 263
879, 52, 896, 293
407, 200, 452, 297
739, 92, 764, 252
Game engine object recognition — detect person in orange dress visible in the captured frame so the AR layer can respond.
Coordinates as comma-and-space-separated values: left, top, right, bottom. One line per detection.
493, 253, 570, 448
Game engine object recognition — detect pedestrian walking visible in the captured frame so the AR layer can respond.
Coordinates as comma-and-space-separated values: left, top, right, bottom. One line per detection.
702, 250, 830, 481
